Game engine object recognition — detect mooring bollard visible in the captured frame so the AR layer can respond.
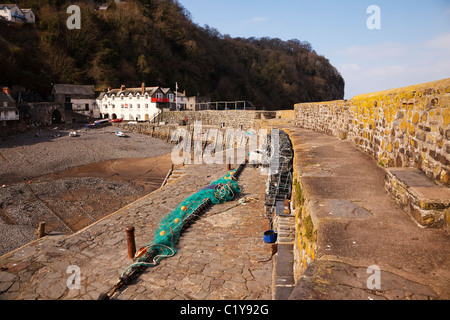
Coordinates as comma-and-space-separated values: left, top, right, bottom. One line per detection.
126, 226, 136, 260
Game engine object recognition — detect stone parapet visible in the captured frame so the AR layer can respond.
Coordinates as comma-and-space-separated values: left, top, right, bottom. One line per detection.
157, 110, 295, 131
280, 127, 450, 300
295, 78, 450, 187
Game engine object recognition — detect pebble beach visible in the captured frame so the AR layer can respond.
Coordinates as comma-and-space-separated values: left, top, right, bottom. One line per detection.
0, 125, 175, 256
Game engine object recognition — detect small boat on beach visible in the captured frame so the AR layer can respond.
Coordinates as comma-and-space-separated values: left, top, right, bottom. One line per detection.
69, 131, 78, 137
115, 131, 127, 137
111, 118, 123, 123
85, 119, 110, 128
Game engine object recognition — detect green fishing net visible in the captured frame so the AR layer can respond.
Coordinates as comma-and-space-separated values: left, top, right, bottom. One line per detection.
121, 169, 241, 277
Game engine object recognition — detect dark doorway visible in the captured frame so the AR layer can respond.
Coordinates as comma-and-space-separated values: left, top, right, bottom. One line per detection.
52, 109, 62, 124
64, 95, 72, 110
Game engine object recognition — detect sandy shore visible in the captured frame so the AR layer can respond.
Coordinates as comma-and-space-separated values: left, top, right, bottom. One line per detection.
47, 153, 175, 195
0, 125, 176, 256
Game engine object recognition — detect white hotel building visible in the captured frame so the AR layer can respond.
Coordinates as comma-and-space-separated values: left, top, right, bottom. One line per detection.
97, 84, 179, 122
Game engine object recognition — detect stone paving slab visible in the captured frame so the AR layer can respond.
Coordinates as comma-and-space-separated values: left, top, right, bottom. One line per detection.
0, 163, 273, 300
291, 260, 440, 300
387, 168, 437, 188
386, 167, 450, 227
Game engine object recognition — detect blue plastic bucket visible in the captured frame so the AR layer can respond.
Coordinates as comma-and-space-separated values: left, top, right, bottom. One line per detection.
263, 230, 277, 243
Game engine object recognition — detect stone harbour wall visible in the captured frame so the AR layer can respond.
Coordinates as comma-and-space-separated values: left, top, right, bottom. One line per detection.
291, 177, 317, 283
291, 78, 450, 284
160, 110, 295, 130
294, 78, 450, 186
115, 109, 296, 147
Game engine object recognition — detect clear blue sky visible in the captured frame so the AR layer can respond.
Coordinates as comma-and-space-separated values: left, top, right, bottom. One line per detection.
178, 0, 450, 99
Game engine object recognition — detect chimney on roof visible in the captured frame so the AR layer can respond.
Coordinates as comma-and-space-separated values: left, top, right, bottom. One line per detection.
141, 82, 145, 95
120, 85, 126, 92
2, 87, 11, 96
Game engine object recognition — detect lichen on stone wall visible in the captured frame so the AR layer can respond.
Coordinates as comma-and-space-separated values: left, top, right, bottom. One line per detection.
294, 78, 450, 186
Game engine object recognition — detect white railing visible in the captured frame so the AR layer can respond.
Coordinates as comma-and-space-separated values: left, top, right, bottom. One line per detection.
149, 109, 162, 123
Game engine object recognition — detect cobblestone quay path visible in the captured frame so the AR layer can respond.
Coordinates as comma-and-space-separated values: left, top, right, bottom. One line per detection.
0, 163, 273, 300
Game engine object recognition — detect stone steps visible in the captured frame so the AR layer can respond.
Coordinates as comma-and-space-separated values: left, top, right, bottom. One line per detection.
277, 216, 296, 244
164, 168, 185, 185
273, 214, 296, 300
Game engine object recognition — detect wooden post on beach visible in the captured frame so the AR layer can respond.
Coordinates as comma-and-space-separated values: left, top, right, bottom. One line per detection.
126, 226, 136, 260
161, 164, 174, 188
37, 222, 46, 239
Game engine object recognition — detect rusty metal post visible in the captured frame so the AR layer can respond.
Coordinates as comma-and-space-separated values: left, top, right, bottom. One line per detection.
37, 222, 46, 239
126, 226, 136, 260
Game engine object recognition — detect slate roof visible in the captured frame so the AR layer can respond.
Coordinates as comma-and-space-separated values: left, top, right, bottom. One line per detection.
0, 91, 15, 103
53, 84, 95, 96
106, 86, 161, 97
0, 4, 18, 9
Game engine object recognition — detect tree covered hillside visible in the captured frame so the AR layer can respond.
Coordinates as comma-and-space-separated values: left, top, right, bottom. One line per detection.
0, 0, 345, 109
